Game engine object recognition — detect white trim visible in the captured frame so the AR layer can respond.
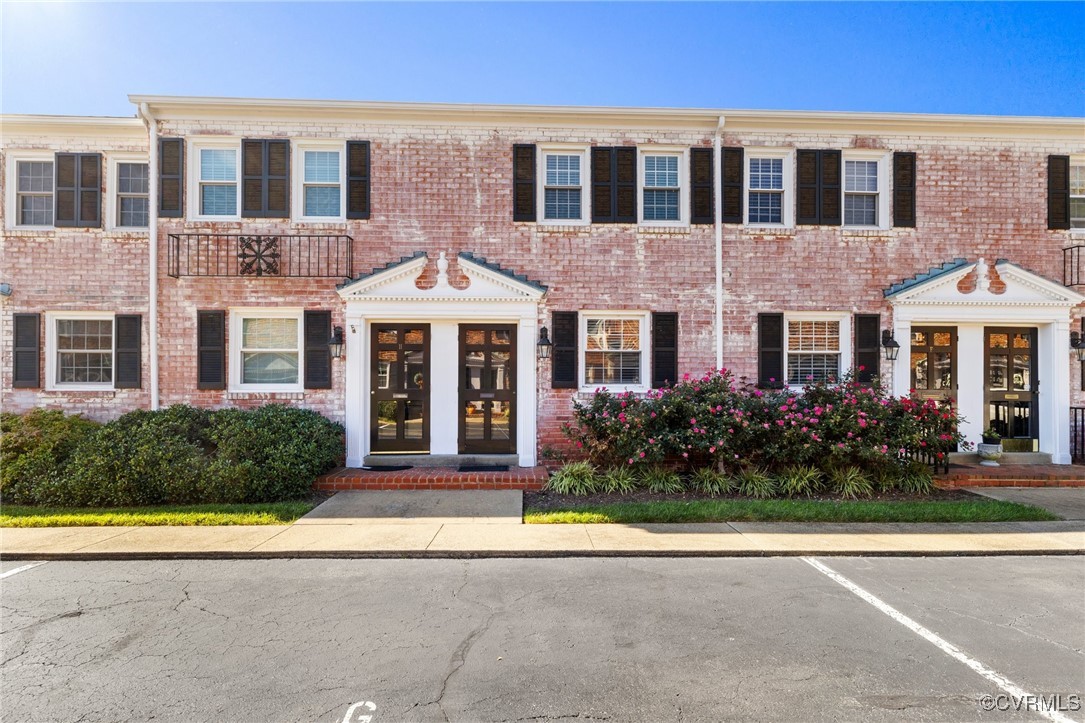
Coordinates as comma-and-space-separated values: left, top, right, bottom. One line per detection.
186, 137, 241, 222
578, 310, 651, 393
743, 147, 795, 228
291, 139, 347, 223
228, 307, 305, 393
638, 145, 689, 226
782, 311, 852, 389
842, 149, 891, 230
44, 311, 115, 392
5, 151, 55, 230
105, 153, 150, 232
537, 144, 590, 226
1070, 154, 1085, 232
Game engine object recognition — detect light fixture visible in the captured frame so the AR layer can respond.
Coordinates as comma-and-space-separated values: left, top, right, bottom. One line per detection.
1071, 331, 1085, 362
881, 330, 901, 362
537, 326, 553, 359
329, 325, 345, 359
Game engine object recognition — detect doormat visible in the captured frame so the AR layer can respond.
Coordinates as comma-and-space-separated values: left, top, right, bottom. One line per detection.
361, 465, 413, 472
459, 465, 509, 472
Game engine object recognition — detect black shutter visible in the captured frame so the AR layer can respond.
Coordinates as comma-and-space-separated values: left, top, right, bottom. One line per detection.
551, 311, 578, 389
614, 147, 637, 223
1048, 155, 1071, 230
347, 141, 370, 220
12, 313, 40, 389
796, 150, 841, 226
196, 310, 226, 390
757, 313, 785, 389
159, 138, 184, 218
242, 139, 290, 218
304, 310, 332, 390
513, 144, 536, 221
892, 152, 917, 228
651, 312, 678, 388
721, 147, 744, 224
820, 150, 842, 226
690, 148, 714, 224
796, 150, 820, 225
591, 147, 614, 223
54, 153, 101, 228
853, 314, 881, 385
114, 314, 142, 389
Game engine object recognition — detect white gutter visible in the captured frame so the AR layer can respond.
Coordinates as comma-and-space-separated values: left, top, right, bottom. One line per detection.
713, 115, 725, 370
136, 102, 160, 410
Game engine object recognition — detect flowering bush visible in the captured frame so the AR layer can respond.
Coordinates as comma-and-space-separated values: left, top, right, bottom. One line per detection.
564, 369, 970, 476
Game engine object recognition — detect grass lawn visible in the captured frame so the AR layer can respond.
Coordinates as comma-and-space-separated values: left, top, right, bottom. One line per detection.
523, 498, 1059, 524
0, 501, 316, 527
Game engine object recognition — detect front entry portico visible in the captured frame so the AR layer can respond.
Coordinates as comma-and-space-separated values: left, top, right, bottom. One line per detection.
338, 251, 546, 468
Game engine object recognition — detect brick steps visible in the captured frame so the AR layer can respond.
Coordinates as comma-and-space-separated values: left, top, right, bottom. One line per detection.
937, 464, 1085, 488
316, 466, 549, 491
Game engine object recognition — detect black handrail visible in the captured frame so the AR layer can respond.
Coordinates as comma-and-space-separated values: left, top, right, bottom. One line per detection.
167, 234, 353, 279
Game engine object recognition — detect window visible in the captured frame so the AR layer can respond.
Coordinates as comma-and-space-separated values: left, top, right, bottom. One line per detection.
748, 157, 784, 224
16, 160, 54, 226
189, 142, 240, 219
230, 310, 304, 391
642, 155, 680, 221
581, 313, 648, 389
844, 160, 879, 226
1072, 163, 1085, 230
542, 151, 584, 221
786, 319, 842, 385
116, 162, 149, 227
294, 143, 345, 220
44, 314, 115, 390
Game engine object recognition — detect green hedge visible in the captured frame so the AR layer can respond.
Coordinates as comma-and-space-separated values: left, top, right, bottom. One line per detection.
1, 405, 343, 506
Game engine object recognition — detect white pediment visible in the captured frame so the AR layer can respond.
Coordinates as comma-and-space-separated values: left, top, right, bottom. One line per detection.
338, 251, 546, 302
888, 258, 1085, 307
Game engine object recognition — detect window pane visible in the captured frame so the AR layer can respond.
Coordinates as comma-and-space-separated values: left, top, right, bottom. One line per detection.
56, 319, 113, 384
1071, 197, 1085, 228
643, 189, 679, 221
787, 353, 839, 385
242, 317, 298, 349
544, 188, 581, 220
17, 161, 53, 192
749, 158, 783, 190
241, 352, 299, 384
58, 352, 113, 384
118, 163, 149, 194
200, 149, 236, 181
844, 194, 877, 225
545, 154, 580, 187
304, 151, 340, 183
201, 185, 237, 216
304, 186, 341, 217
585, 351, 642, 385
644, 155, 679, 188
844, 160, 878, 192
787, 320, 840, 352
1070, 166, 1085, 196
748, 191, 782, 223
20, 195, 53, 226
119, 196, 149, 227
586, 318, 640, 351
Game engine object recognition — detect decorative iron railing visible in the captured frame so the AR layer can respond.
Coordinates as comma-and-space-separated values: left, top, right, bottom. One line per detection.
1071, 407, 1085, 463
167, 234, 353, 279
1063, 245, 1085, 287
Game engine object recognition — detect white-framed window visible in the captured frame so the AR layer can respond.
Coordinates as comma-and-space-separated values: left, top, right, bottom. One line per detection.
538, 146, 589, 224
106, 155, 149, 230
1071, 161, 1085, 230
842, 151, 890, 229
293, 141, 345, 221
45, 312, 114, 391
579, 311, 650, 391
639, 148, 688, 224
744, 149, 794, 227
188, 140, 240, 220
6, 153, 55, 229
784, 313, 851, 387
229, 309, 304, 392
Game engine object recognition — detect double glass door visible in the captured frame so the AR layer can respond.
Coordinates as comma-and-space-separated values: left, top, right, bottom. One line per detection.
459, 325, 516, 454
985, 328, 1038, 452
370, 324, 429, 453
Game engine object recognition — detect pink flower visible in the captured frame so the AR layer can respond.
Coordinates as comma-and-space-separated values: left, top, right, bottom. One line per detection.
639, 451, 646, 458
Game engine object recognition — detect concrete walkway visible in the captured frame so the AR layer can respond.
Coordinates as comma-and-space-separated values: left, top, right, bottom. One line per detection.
966, 486, 1085, 520
3, 520, 1082, 559
295, 490, 522, 525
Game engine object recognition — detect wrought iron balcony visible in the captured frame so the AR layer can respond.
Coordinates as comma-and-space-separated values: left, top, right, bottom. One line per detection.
167, 234, 353, 279
1063, 244, 1085, 287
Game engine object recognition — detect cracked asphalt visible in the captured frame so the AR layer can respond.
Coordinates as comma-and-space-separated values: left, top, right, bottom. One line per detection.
1, 556, 1082, 722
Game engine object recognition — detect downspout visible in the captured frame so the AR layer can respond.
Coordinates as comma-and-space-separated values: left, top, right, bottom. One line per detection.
713, 115, 725, 370
137, 102, 160, 410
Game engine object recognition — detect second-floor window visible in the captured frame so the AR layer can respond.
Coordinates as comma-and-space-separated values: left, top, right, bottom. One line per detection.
544, 153, 582, 221
17, 160, 54, 226
642, 154, 680, 222
748, 157, 784, 224
116, 163, 149, 228
198, 147, 239, 217
303, 150, 342, 218
1072, 163, 1085, 230
844, 160, 880, 226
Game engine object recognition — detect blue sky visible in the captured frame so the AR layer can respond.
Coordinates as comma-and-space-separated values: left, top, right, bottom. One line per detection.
2, 2, 1082, 118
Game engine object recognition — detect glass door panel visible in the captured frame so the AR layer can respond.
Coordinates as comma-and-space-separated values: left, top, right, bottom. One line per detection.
984, 327, 1038, 452
459, 324, 517, 454
370, 324, 430, 453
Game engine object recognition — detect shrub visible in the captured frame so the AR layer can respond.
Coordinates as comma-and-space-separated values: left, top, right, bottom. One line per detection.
601, 466, 638, 495
0, 410, 100, 505
778, 465, 822, 498
736, 467, 777, 498
642, 466, 684, 494
898, 461, 935, 495
689, 467, 731, 496
829, 466, 874, 499
547, 461, 599, 496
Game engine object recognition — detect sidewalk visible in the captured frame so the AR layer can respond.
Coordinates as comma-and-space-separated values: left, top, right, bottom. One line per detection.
3, 520, 1082, 559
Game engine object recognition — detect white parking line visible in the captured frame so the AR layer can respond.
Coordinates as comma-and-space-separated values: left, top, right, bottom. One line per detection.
0, 562, 47, 580
802, 557, 1075, 723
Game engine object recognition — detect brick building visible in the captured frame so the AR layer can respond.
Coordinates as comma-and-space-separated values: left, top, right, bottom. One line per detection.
2, 97, 1083, 466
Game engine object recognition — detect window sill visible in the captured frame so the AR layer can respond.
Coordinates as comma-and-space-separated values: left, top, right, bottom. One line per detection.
536, 224, 592, 233
43, 387, 117, 395
227, 391, 306, 400
638, 224, 690, 234
841, 227, 893, 237
578, 385, 649, 396
6, 225, 55, 233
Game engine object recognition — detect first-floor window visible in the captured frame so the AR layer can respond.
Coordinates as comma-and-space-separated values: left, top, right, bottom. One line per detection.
584, 316, 644, 386
787, 319, 840, 385
17, 160, 54, 226
56, 318, 113, 385
1071, 163, 1085, 229
239, 315, 301, 385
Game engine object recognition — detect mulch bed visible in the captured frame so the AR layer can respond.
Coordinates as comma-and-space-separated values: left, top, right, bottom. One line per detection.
524, 488, 978, 511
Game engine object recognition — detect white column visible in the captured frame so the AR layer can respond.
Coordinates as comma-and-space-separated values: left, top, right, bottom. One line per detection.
518, 314, 539, 467
1040, 320, 1071, 464
956, 325, 985, 449
891, 317, 911, 397
344, 313, 365, 467
429, 321, 459, 455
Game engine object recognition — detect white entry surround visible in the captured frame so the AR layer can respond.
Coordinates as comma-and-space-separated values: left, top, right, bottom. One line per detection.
338, 251, 546, 467
887, 258, 1085, 464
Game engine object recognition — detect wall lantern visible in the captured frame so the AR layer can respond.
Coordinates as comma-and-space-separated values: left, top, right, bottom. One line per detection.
1071, 331, 1085, 362
881, 330, 901, 362
537, 326, 553, 359
329, 325, 345, 359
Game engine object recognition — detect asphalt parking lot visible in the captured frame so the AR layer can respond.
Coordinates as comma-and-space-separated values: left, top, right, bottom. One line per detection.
2, 556, 1082, 722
